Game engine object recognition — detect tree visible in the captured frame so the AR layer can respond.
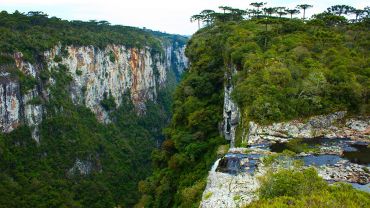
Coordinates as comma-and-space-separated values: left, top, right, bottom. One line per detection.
219, 6, 233, 14
277, 11, 288, 18
248, 9, 263, 18
190, 14, 204, 29
285, 9, 300, 19
200, 10, 215, 26
351, 9, 365, 22
263, 7, 277, 17
228, 8, 247, 21
365, 6, 370, 18
250, 2, 266, 17
327, 5, 355, 16
296, 4, 313, 20
312, 12, 347, 27
276, 7, 287, 18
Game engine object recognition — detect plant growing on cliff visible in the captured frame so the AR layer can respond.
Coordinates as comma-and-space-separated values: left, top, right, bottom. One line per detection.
246, 168, 370, 207
100, 93, 116, 111
9, 69, 38, 94
108, 51, 116, 62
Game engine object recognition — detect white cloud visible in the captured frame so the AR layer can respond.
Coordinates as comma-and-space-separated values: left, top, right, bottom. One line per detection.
1, 0, 367, 35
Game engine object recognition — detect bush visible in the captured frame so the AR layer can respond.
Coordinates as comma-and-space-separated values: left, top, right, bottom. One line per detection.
100, 94, 116, 111
108, 51, 115, 62
258, 168, 326, 199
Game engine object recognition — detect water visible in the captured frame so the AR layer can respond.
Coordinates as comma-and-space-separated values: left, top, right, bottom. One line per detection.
215, 153, 264, 175
301, 154, 342, 166
269, 138, 370, 165
216, 156, 241, 174
350, 183, 370, 193
211, 159, 221, 172
342, 144, 370, 165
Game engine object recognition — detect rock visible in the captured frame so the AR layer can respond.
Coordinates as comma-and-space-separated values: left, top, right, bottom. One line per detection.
200, 165, 261, 208
216, 156, 241, 174
309, 111, 346, 128
0, 42, 188, 142
346, 119, 369, 132
318, 161, 370, 185
247, 112, 370, 146
68, 159, 93, 175
223, 68, 240, 147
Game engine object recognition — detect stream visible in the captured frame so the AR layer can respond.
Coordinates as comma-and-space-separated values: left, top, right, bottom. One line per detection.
216, 138, 370, 193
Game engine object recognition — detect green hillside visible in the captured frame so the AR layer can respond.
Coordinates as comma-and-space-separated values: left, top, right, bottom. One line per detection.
0, 11, 185, 208
138, 8, 369, 208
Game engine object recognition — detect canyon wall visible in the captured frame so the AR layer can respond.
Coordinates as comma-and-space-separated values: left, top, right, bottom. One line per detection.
0, 42, 187, 142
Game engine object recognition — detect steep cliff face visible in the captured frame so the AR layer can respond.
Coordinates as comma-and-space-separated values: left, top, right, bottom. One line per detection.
0, 42, 187, 141
222, 67, 240, 148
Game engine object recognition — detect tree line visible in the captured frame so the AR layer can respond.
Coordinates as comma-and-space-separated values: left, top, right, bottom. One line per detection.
191, 2, 370, 29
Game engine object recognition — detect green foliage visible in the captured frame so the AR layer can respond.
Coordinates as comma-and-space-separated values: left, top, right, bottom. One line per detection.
0, 49, 177, 208
138, 24, 227, 207
9, 69, 38, 94
246, 168, 370, 208
0, 11, 187, 63
259, 168, 326, 199
0, 54, 15, 64
100, 93, 116, 111
53, 55, 62, 62
108, 51, 115, 62
227, 18, 369, 124
27, 96, 43, 105
140, 13, 369, 207
75, 69, 82, 75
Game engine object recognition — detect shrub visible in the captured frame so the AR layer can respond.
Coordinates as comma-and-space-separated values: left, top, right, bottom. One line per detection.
100, 93, 116, 111
108, 51, 115, 62
76, 69, 82, 76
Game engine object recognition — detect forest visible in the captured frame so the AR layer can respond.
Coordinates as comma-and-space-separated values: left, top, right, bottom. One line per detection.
0, 10, 186, 208
0, 10, 186, 63
138, 3, 369, 207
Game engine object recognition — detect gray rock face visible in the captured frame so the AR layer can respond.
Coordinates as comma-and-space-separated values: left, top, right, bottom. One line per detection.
223, 68, 240, 147
68, 159, 94, 175
200, 157, 262, 208
200, 146, 370, 208
318, 160, 370, 185
0, 42, 187, 142
247, 112, 370, 145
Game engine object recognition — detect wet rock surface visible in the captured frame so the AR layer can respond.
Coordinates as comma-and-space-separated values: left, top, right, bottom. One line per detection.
201, 137, 370, 208
200, 149, 268, 208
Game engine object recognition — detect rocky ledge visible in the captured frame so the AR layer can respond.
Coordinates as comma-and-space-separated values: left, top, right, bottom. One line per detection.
248, 111, 370, 145
318, 160, 370, 185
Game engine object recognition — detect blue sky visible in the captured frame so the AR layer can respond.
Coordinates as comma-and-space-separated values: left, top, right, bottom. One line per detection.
1, 0, 368, 35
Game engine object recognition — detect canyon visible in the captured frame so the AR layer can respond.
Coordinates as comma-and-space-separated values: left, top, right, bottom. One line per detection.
0, 42, 187, 142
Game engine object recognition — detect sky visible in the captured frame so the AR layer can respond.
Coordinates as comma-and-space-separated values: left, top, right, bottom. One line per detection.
1, 0, 368, 35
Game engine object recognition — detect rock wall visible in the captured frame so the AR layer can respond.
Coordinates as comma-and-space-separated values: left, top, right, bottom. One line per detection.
222, 67, 239, 147
247, 111, 370, 145
0, 42, 187, 141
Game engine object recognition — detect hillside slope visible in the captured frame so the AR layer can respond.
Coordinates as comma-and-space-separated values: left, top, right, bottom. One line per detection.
0, 11, 187, 207
138, 13, 369, 208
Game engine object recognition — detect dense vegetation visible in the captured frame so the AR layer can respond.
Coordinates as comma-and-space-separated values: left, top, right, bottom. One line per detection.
0, 10, 187, 63
137, 18, 228, 208
246, 168, 370, 208
139, 4, 369, 207
0, 11, 184, 207
0, 62, 177, 207
230, 18, 369, 126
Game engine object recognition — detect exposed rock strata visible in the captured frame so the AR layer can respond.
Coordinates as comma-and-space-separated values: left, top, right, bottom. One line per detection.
0, 43, 187, 142
247, 112, 370, 145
